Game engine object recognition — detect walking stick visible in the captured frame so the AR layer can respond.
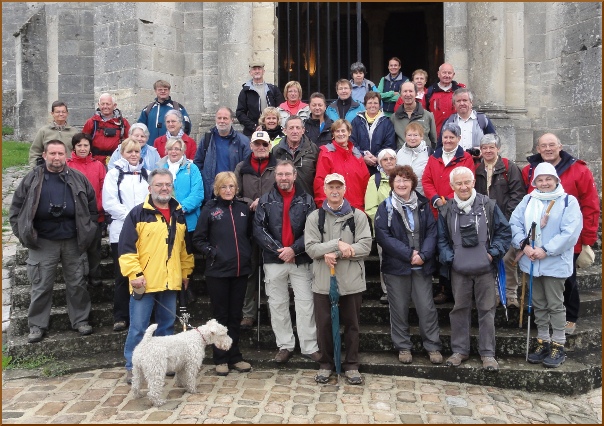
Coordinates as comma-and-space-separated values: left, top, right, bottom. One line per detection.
518, 272, 526, 328
257, 251, 262, 344
525, 222, 537, 361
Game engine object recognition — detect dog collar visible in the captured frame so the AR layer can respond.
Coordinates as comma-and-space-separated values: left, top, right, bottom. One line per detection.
195, 328, 209, 345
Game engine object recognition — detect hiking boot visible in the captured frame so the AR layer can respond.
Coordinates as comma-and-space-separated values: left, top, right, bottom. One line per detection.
27, 326, 44, 343
77, 322, 93, 336
527, 339, 550, 364
345, 370, 363, 385
113, 321, 127, 332
215, 364, 229, 376
428, 350, 443, 364
380, 294, 389, 305
166, 371, 176, 377
543, 342, 566, 368
125, 370, 133, 384
315, 369, 332, 384
445, 353, 469, 367
433, 292, 451, 305
481, 356, 499, 371
275, 349, 293, 363
564, 321, 576, 335
230, 361, 251, 372
240, 317, 255, 330
398, 350, 412, 364
89, 277, 103, 287
303, 351, 322, 362
507, 298, 520, 308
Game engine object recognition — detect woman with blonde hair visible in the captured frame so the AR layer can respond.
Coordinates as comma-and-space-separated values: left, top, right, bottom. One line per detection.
278, 81, 310, 127
193, 172, 253, 376
257, 107, 285, 147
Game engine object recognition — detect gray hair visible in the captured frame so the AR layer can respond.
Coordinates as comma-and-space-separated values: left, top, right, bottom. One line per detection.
148, 168, 173, 184
400, 80, 418, 95
480, 133, 501, 148
129, 122, 150, 138
441, 122, 462, 138
284, 115, 303, 129
216, 106, 234, 119
98, 92, 115, 104
350, 62, 366, 74
164, 109, 183, 124
452, 88, 474, 104
449, 166, 475, 184
165, 137, 183, 152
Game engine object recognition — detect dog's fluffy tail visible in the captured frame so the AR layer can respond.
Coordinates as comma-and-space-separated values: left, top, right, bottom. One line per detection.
143, 324, 158, 342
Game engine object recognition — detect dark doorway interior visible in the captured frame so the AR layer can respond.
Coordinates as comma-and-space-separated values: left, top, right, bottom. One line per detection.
277, 2, 443, 100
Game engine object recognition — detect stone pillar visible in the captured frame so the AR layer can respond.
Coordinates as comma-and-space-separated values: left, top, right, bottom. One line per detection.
217, 2, 253, 113
466, 3, 506, 113
443, 3, 468, 84
252, 3, 278, 86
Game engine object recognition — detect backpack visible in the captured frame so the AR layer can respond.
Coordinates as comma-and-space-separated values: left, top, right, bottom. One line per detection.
105, 167, 148, 224
145, 100, 191, 135
501, 157, 509, 182
317, 207, 357, 243
91, 118, 126, 142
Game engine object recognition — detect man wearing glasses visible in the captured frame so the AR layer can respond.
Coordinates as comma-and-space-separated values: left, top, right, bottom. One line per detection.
253, 160, 320, 363
10, 140, 98, 343
234, 130, 278, 330
118, 168, 194, 384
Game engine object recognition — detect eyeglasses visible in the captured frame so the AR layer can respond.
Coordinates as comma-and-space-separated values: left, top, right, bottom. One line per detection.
253, 141, 270, 147
152, 183, 173, 189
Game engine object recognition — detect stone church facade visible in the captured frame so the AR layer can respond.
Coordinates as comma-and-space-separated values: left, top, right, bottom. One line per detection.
2, 2, 601, 185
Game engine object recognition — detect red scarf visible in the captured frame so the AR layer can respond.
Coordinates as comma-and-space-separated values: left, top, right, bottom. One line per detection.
278, 187, 295, 248
250, 153, 269, 175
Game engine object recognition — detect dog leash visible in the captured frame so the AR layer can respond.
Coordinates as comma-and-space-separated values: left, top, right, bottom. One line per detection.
152, 297, 195, 331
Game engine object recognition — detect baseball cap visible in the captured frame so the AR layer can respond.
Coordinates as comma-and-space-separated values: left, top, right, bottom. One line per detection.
249, 61, 265, 68
132, 284, 146, 300
324, 173, 346, 185
251, 131, 270, 144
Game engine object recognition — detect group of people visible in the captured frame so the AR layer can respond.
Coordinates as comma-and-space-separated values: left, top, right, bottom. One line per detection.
12, 58, 599, 387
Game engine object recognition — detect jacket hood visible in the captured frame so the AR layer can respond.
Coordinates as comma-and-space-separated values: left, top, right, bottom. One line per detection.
328, 98, 361, 110
400, 139, 429, 153
94, 108, 124, 120
113, 157, 145, 172
429, 80, 465, 94
394, 100, 425, 119
384, 72, 405, 83
433, 144, 465, 160
526, 150, 578, 177
67, 153, 95, 165
240, 152, 277, 176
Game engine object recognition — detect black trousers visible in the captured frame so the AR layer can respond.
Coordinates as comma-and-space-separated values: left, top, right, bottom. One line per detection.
205, 275, 247, 365
564, 253, 580, 323
111, 243, 130, 323
87, 223, 103, 280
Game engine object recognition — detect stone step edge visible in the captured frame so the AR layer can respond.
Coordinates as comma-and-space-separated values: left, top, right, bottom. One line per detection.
3, 347, 601, 396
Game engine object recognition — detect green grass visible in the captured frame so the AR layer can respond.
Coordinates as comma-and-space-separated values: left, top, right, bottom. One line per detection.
2, 126, 14, 136
2, 141, 29, 170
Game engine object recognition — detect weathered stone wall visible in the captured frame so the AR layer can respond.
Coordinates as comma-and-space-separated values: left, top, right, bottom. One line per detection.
524, 2, 602, 188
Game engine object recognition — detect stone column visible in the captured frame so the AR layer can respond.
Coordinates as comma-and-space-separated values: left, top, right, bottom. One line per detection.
216, 2, 253, 112
466, 2, 506, 113
443, 3, 468, 85
252, 3, 277, 86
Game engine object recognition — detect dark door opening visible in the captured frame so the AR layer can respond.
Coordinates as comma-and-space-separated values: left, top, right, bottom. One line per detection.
277, 2, 443, 100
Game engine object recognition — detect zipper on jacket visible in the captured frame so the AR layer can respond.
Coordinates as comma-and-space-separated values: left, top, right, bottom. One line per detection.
229, 205, 241, 276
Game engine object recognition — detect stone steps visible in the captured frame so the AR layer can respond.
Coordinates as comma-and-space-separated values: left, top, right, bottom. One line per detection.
4, 343, 601, 397
6, 241, 602, 395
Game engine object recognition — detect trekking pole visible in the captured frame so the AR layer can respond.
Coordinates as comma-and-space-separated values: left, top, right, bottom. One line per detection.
518, 272, 526, 328
257, 251, 262, 344
525, 222, 537, 361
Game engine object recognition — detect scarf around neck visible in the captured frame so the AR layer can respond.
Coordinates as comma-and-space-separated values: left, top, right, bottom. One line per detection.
524, 184, 566, 246
454, 188, 477, 214
391, 191, 418, 233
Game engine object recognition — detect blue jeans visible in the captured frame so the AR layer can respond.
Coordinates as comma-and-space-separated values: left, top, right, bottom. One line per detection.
124, 290, 177, 370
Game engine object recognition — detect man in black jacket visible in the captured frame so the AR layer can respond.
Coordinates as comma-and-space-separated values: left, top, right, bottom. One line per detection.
253, 160, 320, 364
304, 92, 334, 147
236, 61, 284, 137
10, 140, 98, 343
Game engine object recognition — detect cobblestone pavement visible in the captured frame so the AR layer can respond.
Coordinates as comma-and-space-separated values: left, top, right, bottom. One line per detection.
1, 366, 602, 424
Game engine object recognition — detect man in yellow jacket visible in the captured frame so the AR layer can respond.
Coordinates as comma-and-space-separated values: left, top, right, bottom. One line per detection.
118, 168, 194, 383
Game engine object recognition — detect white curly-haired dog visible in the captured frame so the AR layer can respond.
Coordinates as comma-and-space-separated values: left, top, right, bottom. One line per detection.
131, 318, 232, 406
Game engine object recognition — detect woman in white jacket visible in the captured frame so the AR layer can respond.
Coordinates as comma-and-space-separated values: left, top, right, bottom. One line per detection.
102, 138, 149, 332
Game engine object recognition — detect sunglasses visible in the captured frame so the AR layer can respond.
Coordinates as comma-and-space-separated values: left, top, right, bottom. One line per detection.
253, 141, 270, 147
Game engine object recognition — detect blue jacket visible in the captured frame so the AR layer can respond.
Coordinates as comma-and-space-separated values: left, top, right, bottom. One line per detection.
193, 127, 251, 201
158, 156, 204, 231
325, 99, 365, 123
350, 111, 397, 157
137, 97, 191, 146
509, 192, 582, 278
350, 78, 378, 103
375, 193, 437, 276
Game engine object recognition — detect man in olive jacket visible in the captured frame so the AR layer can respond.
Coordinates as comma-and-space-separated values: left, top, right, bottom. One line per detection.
10, 140, 98, 344
304, 173, 372, 385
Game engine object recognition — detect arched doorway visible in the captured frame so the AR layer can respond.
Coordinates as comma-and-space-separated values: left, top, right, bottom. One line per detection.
277, 2, 443, 100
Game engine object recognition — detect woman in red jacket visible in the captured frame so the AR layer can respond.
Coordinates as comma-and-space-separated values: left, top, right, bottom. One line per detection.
66, 133, 107, 287
421, 122, 474, 304
313, 119, 370, 210
153, 109, 197, 159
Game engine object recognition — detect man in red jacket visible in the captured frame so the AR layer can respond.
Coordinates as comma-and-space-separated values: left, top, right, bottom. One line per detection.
425, 63, 466, 139
522, 133, 600, 335
82, 93, 130, 164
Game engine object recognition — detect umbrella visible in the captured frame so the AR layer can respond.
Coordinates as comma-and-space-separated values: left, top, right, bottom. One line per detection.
496, 258, 508, 321
329, 266, 341, 376
525, 222, 537, 361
